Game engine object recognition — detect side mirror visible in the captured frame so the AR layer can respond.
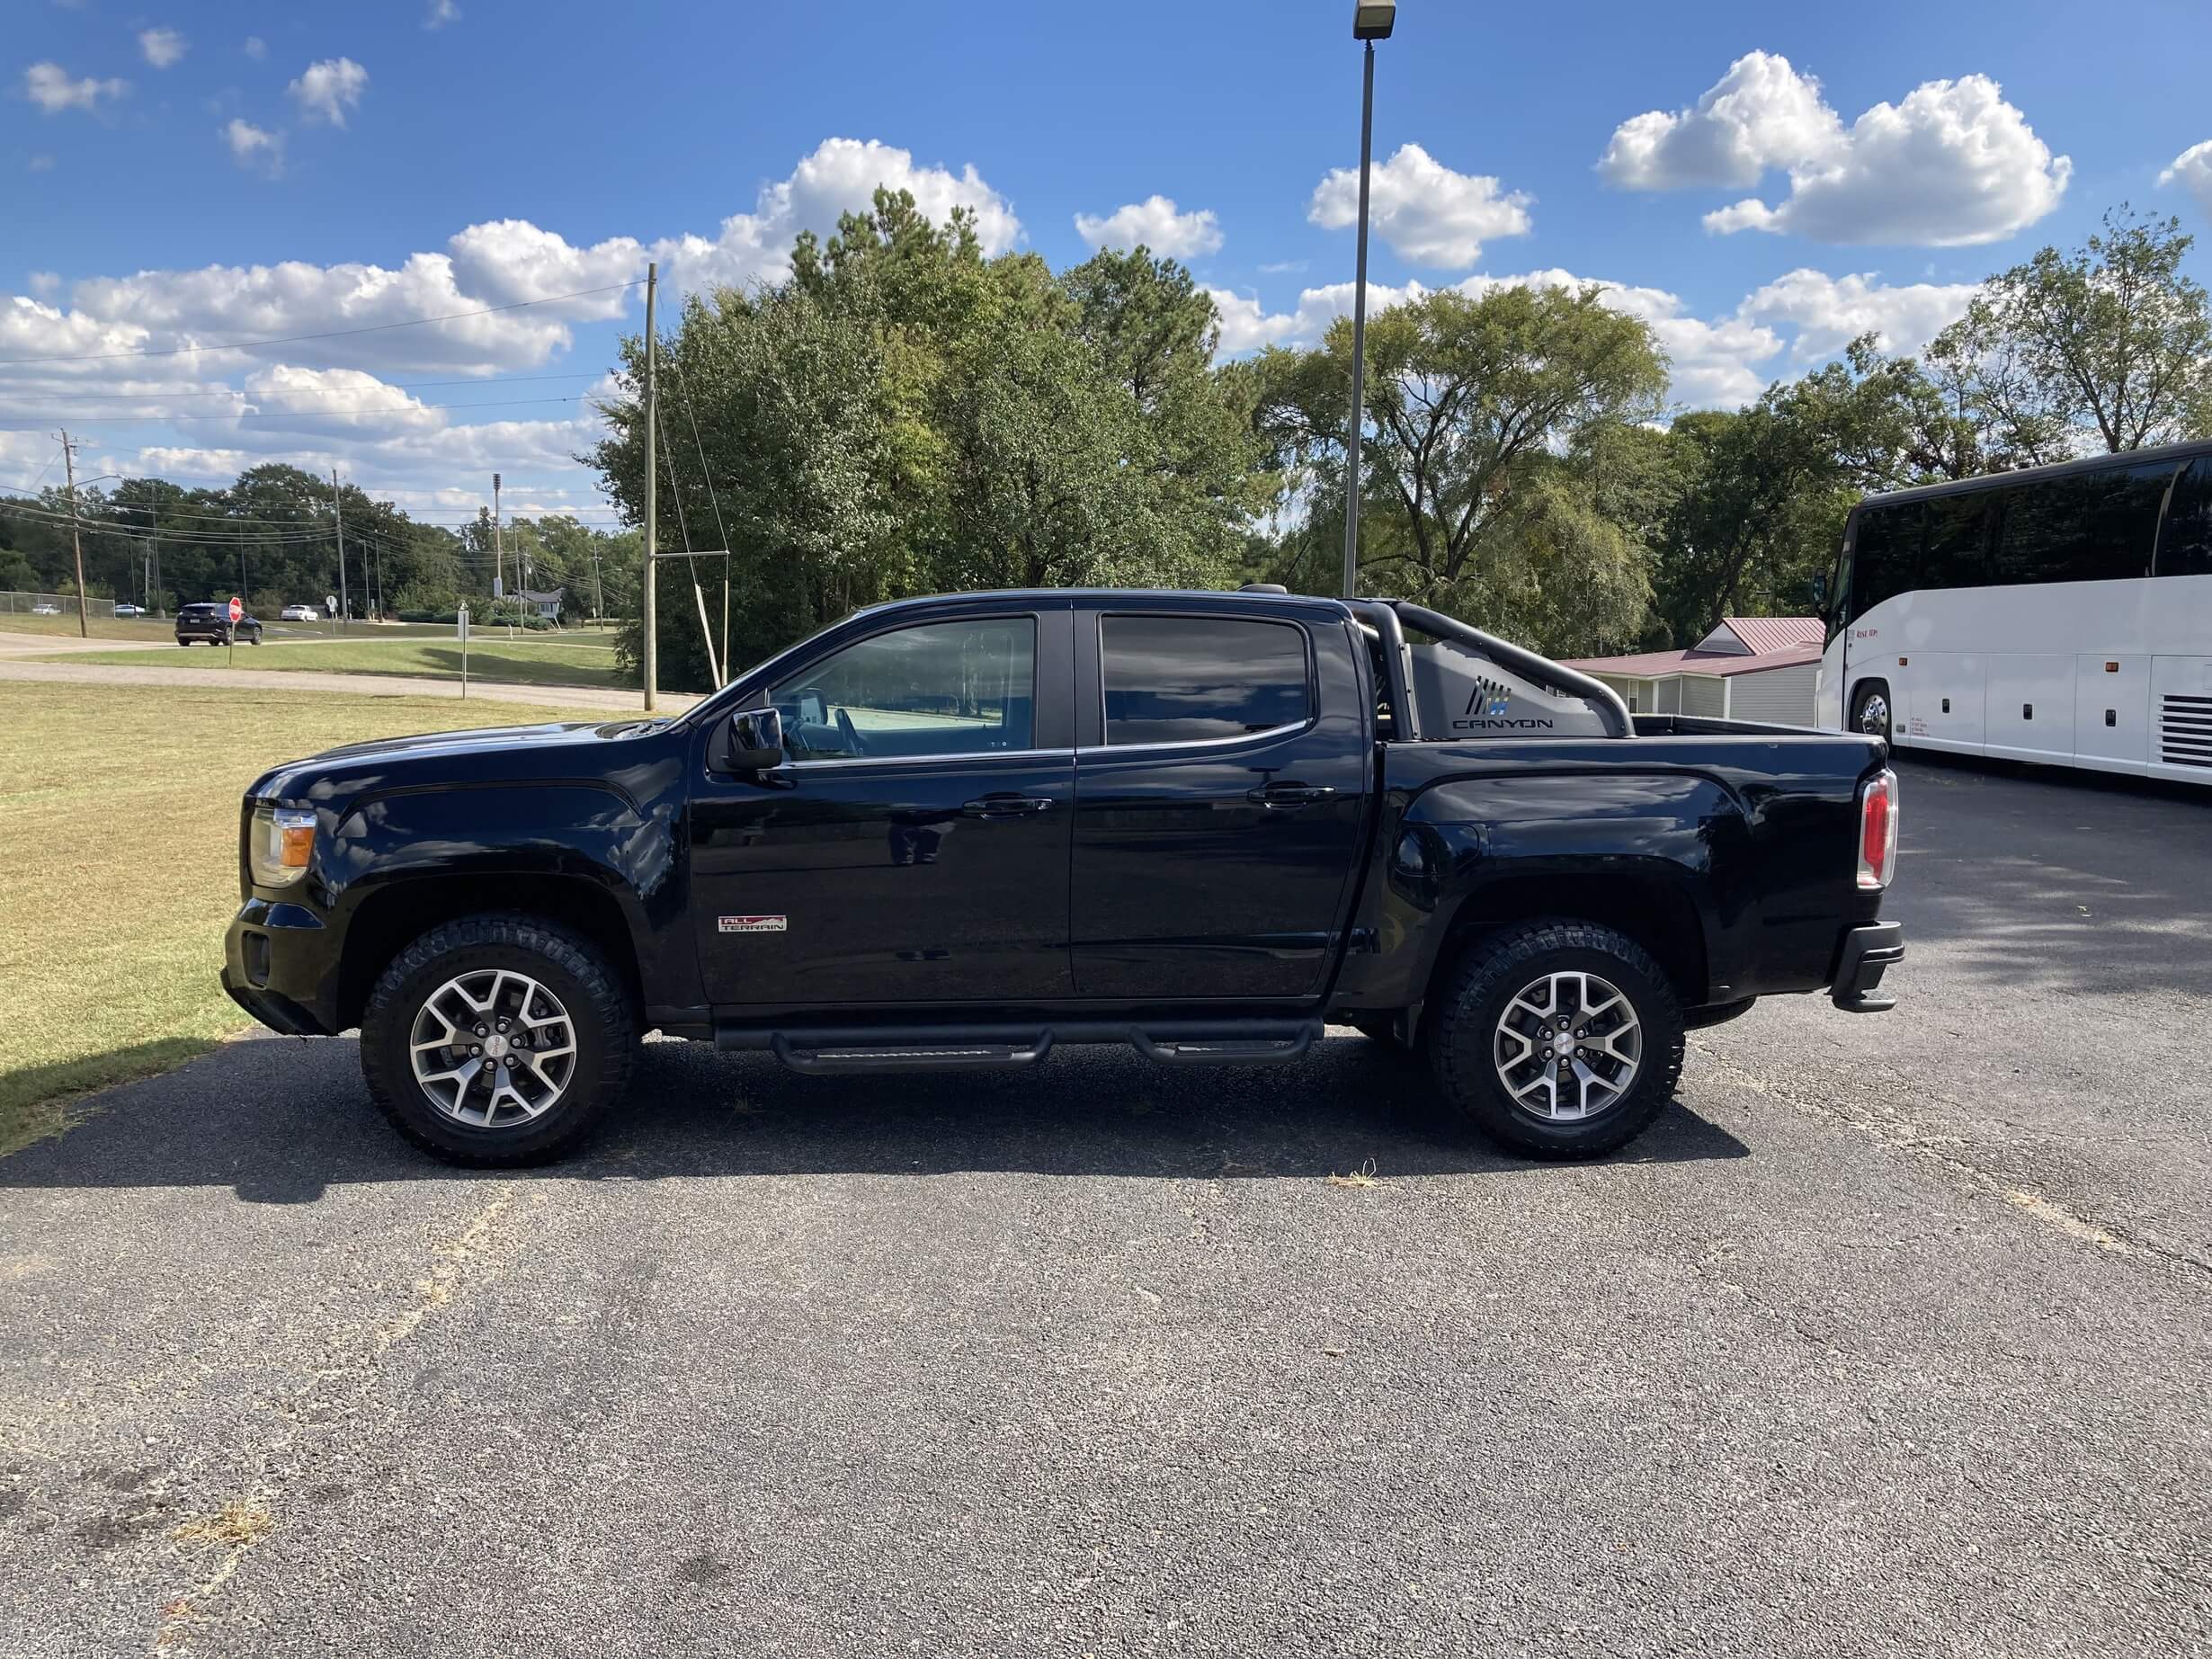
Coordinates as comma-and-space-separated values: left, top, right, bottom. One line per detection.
1811, 572, 1830, 607
727, 706, 785, 771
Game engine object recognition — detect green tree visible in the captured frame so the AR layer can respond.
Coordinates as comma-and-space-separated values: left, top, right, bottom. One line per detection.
593, 189, 1265, 692
1252, 283, 1670, 652
1931, 205, 2212, 456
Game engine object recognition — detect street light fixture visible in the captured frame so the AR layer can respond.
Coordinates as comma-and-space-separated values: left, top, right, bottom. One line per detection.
1342, 0, 1394, 598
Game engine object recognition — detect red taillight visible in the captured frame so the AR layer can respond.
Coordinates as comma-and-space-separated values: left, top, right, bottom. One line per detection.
1857, 770, 1898, 890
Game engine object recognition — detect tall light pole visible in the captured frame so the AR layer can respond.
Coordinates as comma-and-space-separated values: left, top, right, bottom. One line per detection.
1342, 0, 1395, 600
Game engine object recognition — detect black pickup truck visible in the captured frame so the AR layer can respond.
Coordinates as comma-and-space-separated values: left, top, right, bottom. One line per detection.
222, 587, 1903, 1165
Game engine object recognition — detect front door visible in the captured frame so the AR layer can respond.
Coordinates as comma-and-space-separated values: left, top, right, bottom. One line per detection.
1069, 606, 1372, 1000
690, 608, 1075, 1009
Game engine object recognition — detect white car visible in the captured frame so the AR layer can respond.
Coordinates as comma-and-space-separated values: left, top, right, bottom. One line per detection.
31, 602, 60, 615
112, 602, 146, 618
279, 604, 320, 621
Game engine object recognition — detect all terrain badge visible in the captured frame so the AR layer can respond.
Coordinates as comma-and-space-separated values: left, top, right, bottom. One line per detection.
718, 915, 788, 933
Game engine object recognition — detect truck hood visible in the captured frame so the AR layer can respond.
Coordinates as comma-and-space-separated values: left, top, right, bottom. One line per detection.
246, 717, 673, 804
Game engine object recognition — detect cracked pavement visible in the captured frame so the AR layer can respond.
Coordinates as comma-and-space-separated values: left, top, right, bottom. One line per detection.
2, 752, 2208, 1655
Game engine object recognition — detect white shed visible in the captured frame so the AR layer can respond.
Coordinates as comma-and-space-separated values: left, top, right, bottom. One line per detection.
1562, 618, 1824, 727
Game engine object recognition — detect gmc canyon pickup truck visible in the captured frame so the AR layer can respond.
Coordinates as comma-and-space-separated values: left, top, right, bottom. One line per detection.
222, 587, 1903, 1165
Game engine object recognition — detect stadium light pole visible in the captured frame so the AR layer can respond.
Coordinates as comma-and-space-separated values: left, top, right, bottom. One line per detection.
1341, 0, 1395, 600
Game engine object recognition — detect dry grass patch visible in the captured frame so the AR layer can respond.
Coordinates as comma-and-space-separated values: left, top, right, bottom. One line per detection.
172, 1499, 275, 1548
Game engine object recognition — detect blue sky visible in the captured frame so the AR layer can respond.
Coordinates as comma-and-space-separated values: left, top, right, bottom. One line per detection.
5, 0, 2209, 527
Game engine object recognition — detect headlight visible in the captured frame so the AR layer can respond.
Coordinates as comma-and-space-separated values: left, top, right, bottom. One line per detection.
249, 806, 317, 887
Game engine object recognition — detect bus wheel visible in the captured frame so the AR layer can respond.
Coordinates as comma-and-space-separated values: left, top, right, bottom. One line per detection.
1851, 681, 1892, 744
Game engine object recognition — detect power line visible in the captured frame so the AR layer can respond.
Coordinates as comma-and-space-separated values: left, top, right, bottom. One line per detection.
0, 280, 644, 367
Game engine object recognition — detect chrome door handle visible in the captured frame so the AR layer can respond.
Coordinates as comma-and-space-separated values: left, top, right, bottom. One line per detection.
962, 795, 1056, 818
1245, 783, 1337, 808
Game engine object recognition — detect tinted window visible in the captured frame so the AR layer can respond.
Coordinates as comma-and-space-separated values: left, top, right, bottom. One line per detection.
772, 617, 1035, 761
2157, 457, 2212, 577
1102, 615, 1309, 745
1919, 491, 1997, 591
1994, 461, 2175, 584
1847, 503, 1922, 623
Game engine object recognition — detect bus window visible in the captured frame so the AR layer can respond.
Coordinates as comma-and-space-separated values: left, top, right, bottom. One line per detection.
2157, 457, 2212, 577
1920, 491, 1997, 590
1996, 461, 2174, 584
1849, 501, 1922, 622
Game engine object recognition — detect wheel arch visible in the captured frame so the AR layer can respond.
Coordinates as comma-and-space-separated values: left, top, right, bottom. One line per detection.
1423, 875, 1710, 1017
336, 874, 644, 1032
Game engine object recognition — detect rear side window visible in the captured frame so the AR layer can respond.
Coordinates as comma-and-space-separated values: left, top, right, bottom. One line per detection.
1919, 491, 1997, 591
1101, 615, 1309, 745
2157, 457, 2212, 577
1995, 460, 2174, 584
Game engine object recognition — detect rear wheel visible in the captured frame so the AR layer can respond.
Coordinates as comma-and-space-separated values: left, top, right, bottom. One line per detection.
360, 913, 633, 1166
1428, 921, 1684, 1158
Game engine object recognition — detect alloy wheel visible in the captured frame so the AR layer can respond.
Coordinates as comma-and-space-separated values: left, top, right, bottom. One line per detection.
1492, 970, 1642, 1120
408, 968, 577, 1128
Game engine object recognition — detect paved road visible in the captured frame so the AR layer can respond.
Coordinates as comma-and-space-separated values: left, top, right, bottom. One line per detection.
2, 754, 2207, 1656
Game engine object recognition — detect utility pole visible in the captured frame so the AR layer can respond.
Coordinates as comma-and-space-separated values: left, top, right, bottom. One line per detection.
333, 468, 348, 631
589, 544, 606, 629
642, 260, 658, 711
58, 431, 88, 638
494, 471, 511, 638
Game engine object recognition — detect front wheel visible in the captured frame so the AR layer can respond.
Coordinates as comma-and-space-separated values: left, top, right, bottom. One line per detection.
1851, 680, 1892, 744
360, 913, 634, 1166
1428, 921, 1685, 1158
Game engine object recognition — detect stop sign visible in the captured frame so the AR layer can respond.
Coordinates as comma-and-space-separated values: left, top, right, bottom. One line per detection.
227, 596, 243, 623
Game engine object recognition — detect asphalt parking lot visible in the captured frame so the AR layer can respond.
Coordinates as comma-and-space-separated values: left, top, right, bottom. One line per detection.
3, 753, 2208, 1657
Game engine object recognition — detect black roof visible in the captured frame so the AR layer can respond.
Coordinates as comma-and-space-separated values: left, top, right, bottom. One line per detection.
1862, 436, 2212, 511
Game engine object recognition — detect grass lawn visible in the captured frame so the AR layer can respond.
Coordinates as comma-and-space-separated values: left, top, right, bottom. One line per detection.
69, 634, 624, 691
0, 611, 183, 642
0, 681, 584, 1156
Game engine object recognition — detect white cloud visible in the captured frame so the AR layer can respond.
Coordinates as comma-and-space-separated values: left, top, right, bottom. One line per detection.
221, 119, 284, 176
1598, 50, 1838, 191
425, 0, 462, 29
244, 37, 267, 62
1602, 53, 2068, 246
0, 137, 1025, 514
1203, 287, 1299, 355
138, 28, 188, 69
449, 220, 643, 310
1307, 142, 1532, 268
288, 58, 368, 128
1738, 268, 1976, 363
27, 272, 60, 298
2160, 140, 2212, 219
1073, 195, 1222, 258
23, 62, 129, 115
28, 154, 56, 173
648, 137, 1021, 296
1257, 259, 1307, 275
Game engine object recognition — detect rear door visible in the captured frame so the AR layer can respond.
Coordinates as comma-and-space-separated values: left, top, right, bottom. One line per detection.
1068, 602, 1371, 1000
689, 603, 1076, 1009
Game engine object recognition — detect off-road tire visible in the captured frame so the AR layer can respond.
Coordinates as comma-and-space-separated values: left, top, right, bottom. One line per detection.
361, 912, 633, 1166
1428, 920, 1685, 1159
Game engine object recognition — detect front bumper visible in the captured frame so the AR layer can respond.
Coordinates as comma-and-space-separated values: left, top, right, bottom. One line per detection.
221, 898, 342, 1036
1830, 921, 1904, 1013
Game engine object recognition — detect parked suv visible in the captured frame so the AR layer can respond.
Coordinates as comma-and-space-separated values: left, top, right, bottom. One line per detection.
176, 602, 262, 646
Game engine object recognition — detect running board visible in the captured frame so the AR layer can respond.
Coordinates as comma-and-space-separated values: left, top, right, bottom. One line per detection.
718, 1020, 1323, 1075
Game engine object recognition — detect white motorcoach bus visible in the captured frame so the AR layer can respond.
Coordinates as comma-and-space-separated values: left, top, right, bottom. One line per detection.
1818, 440, 2212, 784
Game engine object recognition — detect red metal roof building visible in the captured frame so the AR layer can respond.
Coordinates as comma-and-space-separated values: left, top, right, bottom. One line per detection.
1561, 618, 1825, 725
